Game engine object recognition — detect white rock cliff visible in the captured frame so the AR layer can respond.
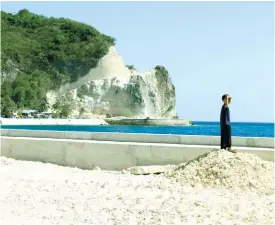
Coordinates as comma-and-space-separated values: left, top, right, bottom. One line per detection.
47, 46, 177, 118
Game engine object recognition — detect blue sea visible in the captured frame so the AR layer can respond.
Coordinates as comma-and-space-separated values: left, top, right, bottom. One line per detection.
1, 121, 274, 138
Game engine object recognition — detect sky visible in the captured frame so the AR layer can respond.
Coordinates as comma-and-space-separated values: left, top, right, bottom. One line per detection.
1, 1, 274, 122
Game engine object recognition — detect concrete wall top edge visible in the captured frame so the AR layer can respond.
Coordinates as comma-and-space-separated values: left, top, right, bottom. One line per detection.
1, 128, 274, 140
1, 136, 274, 151
1, 129, 274, 148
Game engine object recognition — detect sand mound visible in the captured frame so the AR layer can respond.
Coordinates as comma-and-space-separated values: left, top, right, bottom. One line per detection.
165, 150, 274, 195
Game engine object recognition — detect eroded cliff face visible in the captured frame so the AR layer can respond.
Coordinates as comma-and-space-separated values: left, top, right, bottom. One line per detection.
47, 47, 176, 118
76, 70, 176, 118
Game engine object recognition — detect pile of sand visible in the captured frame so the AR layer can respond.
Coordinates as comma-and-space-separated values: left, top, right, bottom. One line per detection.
165, 150, 274, 195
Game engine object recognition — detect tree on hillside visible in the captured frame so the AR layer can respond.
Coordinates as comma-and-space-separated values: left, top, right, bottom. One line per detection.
1, 9, 116, 111
1, 70, 50, 112
17, 109, 23, 118
154, 65, 169, 77
52, 93, 76, 118
0, 95, 17, 117
79, 107, 85, 118
126, 65, 136, 70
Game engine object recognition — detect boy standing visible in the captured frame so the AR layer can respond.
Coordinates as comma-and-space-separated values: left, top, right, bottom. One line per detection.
220, 94, 236, 153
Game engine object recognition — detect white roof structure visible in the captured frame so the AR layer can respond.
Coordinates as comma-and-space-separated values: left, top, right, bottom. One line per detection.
22, 110, 39, 114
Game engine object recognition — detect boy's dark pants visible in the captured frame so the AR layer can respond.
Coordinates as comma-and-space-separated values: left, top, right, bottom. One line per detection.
220, 125, 232, 149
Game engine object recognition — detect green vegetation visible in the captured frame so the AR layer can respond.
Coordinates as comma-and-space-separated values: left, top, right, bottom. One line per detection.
52, 93, 76, 118
155, 65, 175, 91
1, 9, 115, 115
0, 70, 50, 115
79, 107, 86, 118
155, 65, 169, 78
125, 82, 143, 108
126, 64, 135, 70
77, 84, 89, 98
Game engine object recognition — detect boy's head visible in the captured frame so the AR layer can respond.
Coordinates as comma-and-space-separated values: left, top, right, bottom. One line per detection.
222, 94, 231, 105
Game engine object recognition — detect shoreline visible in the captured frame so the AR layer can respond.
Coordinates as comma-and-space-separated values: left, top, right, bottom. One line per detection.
0, 118, 108, 126
105, 118, 192, 126
0, 118, 192, 126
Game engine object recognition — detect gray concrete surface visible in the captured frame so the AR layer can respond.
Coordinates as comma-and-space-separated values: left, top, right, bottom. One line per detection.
1, 136, 274, 170
1, 129, 274, 148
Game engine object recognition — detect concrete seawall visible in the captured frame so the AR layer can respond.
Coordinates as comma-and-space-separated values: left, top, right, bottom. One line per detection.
1, 129, 274, 148
1, 129, 274, 170
1, 136, 274, 170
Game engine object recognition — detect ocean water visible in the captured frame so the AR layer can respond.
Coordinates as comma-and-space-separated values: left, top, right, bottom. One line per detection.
1, 121, 274, 138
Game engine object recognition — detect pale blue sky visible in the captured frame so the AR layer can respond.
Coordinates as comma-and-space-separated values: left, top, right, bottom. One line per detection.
1, 1, 274, 122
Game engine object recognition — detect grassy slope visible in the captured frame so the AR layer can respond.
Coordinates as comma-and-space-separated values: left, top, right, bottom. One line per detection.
1, 9, 115, 113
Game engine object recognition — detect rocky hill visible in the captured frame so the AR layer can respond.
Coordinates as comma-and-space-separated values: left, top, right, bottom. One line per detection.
1, 10, 177, 119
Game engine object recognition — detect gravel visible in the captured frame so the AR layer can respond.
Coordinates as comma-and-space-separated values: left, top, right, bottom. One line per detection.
0, 151, 274, 225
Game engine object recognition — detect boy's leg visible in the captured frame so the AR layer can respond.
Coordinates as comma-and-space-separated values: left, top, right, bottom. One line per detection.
224, 125, 229, 148
220, 126, 226, 149
227, 125, 232, 148
227, 125, 236, 153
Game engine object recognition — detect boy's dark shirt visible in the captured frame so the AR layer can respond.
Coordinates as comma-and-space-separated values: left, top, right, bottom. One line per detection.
220, 104, 230, 126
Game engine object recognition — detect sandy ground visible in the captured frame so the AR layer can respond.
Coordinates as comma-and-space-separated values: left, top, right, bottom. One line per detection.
0, 154, 274, 225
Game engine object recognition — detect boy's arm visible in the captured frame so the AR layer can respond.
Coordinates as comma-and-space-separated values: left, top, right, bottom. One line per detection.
220, 107, 226, 125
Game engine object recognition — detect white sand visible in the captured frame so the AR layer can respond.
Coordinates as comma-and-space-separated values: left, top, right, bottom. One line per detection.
165, 150, 275, 195
0, 153, 274, 225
